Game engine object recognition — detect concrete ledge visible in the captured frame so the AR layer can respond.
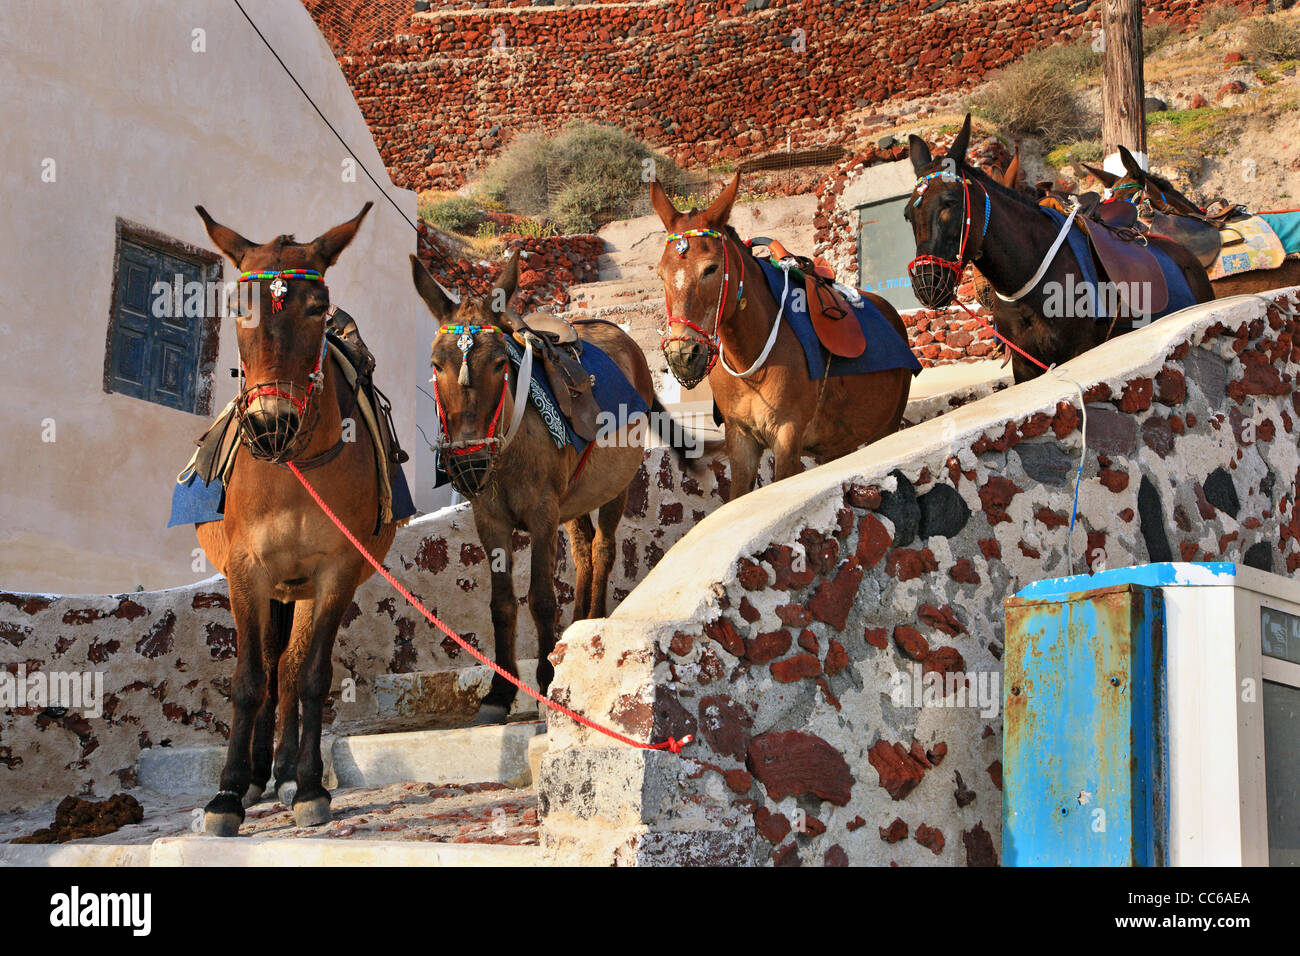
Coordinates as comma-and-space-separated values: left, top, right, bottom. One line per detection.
148, 836, 543, 867
0, 843, 153, 867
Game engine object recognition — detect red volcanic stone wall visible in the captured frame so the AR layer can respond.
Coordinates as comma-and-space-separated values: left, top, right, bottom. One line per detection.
418, 227, 604, 309
308, 0, 1272, 192
542, 290, 1300, 866
902, 307, 1002, 366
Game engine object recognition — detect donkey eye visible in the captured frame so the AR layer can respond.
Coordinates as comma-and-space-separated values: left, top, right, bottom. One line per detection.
702, 264, 718, 277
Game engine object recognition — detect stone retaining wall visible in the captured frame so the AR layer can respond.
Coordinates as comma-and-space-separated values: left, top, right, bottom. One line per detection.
539, 289, 1300, 865
0, 448, 723, 812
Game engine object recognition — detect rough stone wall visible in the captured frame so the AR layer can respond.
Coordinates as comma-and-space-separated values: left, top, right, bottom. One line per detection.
0, 448, 723, 812
316, 0, 1261, 192
418, 229, 604, 309
540, 289, 1300, 865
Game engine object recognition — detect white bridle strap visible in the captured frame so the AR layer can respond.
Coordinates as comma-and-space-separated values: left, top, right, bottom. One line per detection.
719, 262, 787, 378
996, 199, 1080, 303
499, 337, 534, 453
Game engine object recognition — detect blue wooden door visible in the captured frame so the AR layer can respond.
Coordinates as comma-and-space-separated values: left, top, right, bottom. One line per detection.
109, 238, 206, 413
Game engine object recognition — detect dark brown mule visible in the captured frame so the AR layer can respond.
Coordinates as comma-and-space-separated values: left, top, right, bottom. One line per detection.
411, 253, 688, 724
971, 149, 1023, 311
194, 203, 398, 834
1083, 148, 1300, 298
651, 174, 913, 499
907, 116, 1214, 384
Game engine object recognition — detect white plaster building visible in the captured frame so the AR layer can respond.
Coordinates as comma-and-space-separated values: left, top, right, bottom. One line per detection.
0, 0, 443, 593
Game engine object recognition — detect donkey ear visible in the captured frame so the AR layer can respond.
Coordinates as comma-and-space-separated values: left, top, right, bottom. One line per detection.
196, 206, 257, 268
1002, 147, 1021, 188
947, 114, 973, 169
311, 201, 373, 269
1082, 162, 1120, 188
410, 254, 456, 322
908, 135, 933, 175
1118, 145, 1145, 180
704, 172, 741, 227
490, 250, 521, 322
649, 179, 681, 229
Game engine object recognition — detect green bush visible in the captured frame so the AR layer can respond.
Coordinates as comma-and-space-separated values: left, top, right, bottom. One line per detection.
1046, 139, 1104, 169
969, 46, 1098, 149
419, 195, 483, 234
481, 122, 686, 234
1243, 16, 1300, 63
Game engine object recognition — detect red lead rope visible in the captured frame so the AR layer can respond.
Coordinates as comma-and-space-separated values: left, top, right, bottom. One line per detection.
286, 461, 693, 755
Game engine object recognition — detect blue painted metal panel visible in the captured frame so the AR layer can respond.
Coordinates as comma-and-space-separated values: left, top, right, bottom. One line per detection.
1003, 583, 1167, 866
1015, 562, 1235, 601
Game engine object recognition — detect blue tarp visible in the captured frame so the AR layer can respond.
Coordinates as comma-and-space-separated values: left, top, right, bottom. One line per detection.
168, 447, 417, 527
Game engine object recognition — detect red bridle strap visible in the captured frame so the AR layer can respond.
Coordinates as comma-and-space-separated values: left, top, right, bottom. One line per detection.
241, 328, 328, 414
661, 231, 732, 373
431, 372, 511, 456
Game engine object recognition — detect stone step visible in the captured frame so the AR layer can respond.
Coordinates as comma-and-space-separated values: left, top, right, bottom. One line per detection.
0, 838, 541, 867
371, 658, 541, 726
332, 722, 545, 789
148, 836, 541, 867
138, 721, 546, 796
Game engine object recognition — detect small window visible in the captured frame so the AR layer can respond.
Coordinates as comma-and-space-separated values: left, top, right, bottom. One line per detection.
104, 220, 222, 415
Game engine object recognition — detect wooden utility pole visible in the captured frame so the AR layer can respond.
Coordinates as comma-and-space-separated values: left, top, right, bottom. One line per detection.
1101, 0, 1146, 172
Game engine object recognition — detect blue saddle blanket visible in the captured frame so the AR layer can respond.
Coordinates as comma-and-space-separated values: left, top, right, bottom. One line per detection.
754, 258, 921, 380
433, 336, 648, 489
168, 453, 417, 527
1039, 206, 1198, 322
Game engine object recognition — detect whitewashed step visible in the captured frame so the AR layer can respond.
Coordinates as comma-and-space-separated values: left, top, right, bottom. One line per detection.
332, 722, 545, 789
138, 721, 545, 795
148, 836, 541, 867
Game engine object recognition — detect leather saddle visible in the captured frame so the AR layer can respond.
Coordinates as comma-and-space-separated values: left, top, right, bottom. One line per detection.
1075, 215, 1169, 317
1145, 209, 1222, 268
764, 239, 866, 358
514, 313, 600, 442
1035, 191, 1169, 317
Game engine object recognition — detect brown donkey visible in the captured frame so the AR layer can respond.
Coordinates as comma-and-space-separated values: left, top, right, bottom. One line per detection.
194, 203, 398, 834
1083, 149, 1300, 299
411, 253, 687, 724
651, 174, 913, 499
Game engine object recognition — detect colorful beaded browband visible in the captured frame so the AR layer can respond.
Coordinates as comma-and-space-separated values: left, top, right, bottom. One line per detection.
665, 228, 722, 245
237, 269, 325, 313
438, 325, 502, 335
237, 269, 324, 282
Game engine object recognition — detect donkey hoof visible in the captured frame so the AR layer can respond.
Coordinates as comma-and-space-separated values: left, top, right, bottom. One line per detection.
293, 796, 332, 828
242, 784, 264, 808
276, 781, 297, 807
203, 812, 242, 837
471, 702, 510, 726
